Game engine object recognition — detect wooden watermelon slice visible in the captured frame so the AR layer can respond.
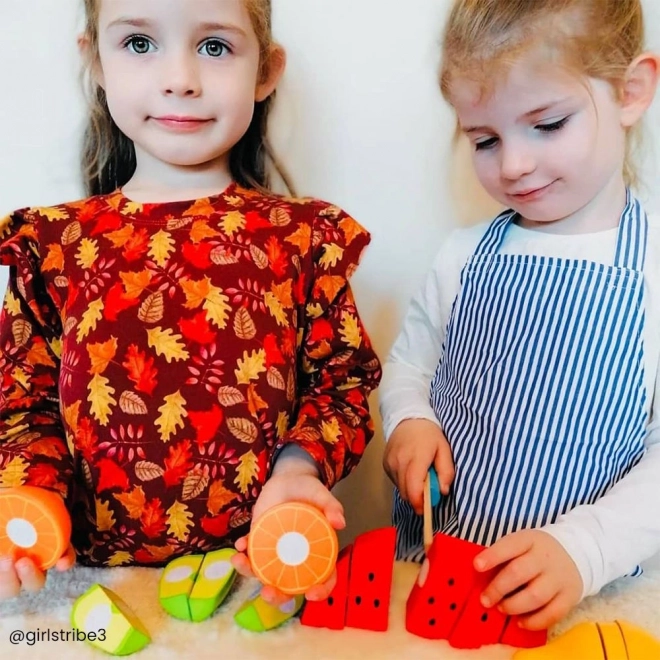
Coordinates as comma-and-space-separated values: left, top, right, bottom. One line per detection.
300, 544, 353, 630
447, 580, 509, 648
406, 532, 484, 640
345, 526, 397, 632
406, 532, 547, 649
501, 615, 548, 648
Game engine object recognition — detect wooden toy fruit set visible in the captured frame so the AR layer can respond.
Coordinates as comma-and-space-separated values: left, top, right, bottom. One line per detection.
301, 527, 660, 658
3, 485, 660, 658
300, 525, 545, 648
0, 488, 335, 654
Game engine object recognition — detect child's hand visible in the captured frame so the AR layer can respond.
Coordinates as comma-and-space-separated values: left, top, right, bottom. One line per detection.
474, 529, 583, 630
231, 450, 345, 606
0, 544, 76, 600
383, 418, 454, 515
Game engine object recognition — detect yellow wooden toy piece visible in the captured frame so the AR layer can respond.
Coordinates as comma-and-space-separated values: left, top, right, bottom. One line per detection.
189, 548, 238, 621
0, 486, 71, 570
159, 555, 204, 620
234, 584, 305, 632
247, 502, 338, 595
159, 548, 237, 621
618, 620, 660, 659
513, 620, 660, 660
596, 621, 628, 660
71, 584, 150, 656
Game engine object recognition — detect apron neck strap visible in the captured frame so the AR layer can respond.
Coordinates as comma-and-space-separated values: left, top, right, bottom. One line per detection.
471, 209, 517, 257
471, 189, 648, 271
613, 189, 648, 271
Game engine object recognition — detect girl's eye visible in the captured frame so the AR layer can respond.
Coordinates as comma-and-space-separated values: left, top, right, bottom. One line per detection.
536, 117, 570, 133
124, 35, 154, 55
199, 39, 230, 58
475, 137, 499, 151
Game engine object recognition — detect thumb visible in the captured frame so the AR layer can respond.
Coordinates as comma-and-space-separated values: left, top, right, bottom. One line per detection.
300, 485, 346, 531
321, 494, 346, 531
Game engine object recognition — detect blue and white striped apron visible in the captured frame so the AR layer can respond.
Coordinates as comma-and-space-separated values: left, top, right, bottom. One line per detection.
394, 191, 649, 564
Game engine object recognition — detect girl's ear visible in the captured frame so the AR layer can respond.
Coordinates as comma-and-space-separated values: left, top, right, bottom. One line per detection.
78, 32, 105, 88
255, 45, 286, 102
619, 52, 659, 128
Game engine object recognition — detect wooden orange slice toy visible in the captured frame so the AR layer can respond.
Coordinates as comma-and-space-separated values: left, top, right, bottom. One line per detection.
247, 502, 338, 595
0, 486, 72, 570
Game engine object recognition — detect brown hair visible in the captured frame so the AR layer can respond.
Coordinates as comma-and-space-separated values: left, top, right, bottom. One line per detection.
80, 0, 293, 197
439, 0, 647, 187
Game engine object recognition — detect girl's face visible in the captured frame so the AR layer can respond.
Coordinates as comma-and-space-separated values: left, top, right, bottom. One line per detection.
95, 0, 278, 177
450, 56, 629, 231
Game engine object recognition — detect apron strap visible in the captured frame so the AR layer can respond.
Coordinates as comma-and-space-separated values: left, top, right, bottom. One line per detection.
471, 189, 648, 271
614, 189, 649, 271
470, 209, 517, 257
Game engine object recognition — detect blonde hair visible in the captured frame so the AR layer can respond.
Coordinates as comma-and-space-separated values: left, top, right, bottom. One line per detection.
439, 0, 647, 187
80, 0, 293, 196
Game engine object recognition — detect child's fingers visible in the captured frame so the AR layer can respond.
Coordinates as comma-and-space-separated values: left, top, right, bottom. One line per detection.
234, 535, 248, 553
304, 569, 337, 601
433, 437, 455, 495
479, 553, 540, 609
317, 493, 345, 531
276, 479, 346, 530
55, 544, 76, 571
230, 551, 255, 579
0, 557, 21, 600
474, 530, 533, 572
260, 584, 295, 607
396, 461, 410, 503
14, 558, 46, 593
406, 459, 430, 514
518, 592, 568, 631
498, 574, 558, 616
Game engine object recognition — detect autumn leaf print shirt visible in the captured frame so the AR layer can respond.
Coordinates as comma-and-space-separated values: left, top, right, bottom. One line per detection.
0, 183, 381, 566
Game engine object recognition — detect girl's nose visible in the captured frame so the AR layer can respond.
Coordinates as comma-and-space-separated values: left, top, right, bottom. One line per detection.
499, 142, 536, 181
161, 52, 202, 97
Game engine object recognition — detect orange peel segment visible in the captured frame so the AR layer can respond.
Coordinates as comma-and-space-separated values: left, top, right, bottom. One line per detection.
0, 486, 72, 570
247, 502, 338, 595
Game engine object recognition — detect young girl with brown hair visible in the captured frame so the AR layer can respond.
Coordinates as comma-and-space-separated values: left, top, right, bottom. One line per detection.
0, 0, 381, 604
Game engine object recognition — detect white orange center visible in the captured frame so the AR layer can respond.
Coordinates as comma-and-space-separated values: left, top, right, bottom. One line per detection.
6, 518, 37, 548
276, 532, 309, 566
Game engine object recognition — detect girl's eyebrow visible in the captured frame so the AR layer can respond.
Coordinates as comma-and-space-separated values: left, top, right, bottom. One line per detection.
519, 98, 572, 119
462, 98, 572, 133
106, 16, 246, 37
199, 21, 247, 36
106, 17, 153, 29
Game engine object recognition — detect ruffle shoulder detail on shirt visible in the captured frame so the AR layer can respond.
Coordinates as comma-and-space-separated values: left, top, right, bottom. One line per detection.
304, 198, 372, 283
0, 208, 39, 267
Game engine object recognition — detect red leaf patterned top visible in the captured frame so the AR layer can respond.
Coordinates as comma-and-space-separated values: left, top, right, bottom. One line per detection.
0, 182, 381, 567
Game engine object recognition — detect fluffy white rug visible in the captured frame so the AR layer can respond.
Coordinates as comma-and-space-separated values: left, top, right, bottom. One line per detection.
0, 561, 659, 659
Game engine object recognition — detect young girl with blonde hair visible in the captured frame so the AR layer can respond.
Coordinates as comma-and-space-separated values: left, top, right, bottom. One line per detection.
0, 0, 381, 603
381, 0, 659, 630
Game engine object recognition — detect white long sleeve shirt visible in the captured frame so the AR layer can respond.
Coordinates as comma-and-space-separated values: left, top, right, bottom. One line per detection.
379, 213, 660, 598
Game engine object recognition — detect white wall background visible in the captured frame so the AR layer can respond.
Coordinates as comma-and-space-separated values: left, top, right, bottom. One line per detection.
0, 1, 659, 549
